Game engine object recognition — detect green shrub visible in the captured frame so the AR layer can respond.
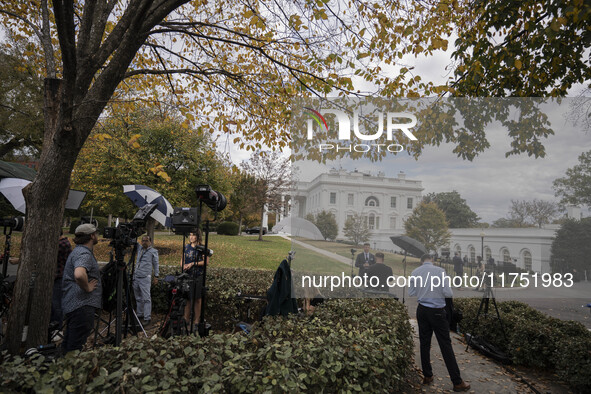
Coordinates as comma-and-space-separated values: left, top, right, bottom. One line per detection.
0, 274, 413, 393
216, 222, 239, 236
456, 298, 591, 393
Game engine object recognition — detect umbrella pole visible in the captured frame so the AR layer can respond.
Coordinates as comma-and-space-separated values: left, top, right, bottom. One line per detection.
402, 250, 407, 304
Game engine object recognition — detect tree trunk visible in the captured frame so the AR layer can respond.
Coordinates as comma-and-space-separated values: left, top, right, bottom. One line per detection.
238, 214, 242, 236
146, 217, 155, 243
6, 79, 82, 354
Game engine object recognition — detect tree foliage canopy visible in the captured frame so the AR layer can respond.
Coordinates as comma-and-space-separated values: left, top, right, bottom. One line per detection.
550, 218, 591, 274
312, 210, 338, 241
404, 201, 451, 252
451, 0, 590, 97
0, 44, 43, 159
553, 150, 591, 209
343, 213, 371, 246
71, 109, 232, 218
422, 191, 480, 228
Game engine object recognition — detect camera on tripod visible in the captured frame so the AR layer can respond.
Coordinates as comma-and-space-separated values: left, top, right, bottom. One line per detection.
103, 204, 157, 247
169, 273, 192, 298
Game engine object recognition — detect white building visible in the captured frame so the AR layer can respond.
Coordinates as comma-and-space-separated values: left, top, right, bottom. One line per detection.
443, 227, 557, 274
292, 168, 423, 249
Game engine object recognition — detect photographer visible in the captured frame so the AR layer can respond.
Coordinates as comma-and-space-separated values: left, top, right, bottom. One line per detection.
61, 224, 102, 354
133, 235, 159, 326
182, 230, 205, 328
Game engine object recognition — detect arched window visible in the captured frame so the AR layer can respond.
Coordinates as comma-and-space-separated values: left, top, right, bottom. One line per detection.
484, 247, 492, 261
502, 249, 511, 263
523, 250, 532, 272
468, 246, 476, 263
365, 196, 379, 207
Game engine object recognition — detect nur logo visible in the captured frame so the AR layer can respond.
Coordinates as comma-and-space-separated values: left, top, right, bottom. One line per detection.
305, 108, 417, 141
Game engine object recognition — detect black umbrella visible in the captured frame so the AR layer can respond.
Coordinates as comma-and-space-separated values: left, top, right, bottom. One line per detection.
390, 235, 428, 304
390, 235, 428, 258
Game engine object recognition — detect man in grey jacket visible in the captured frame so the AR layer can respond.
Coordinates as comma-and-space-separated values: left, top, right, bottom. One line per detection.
133, 235, 159, 326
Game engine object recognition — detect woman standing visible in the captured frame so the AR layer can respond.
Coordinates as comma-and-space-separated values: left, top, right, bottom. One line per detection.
182, 230, 205, 329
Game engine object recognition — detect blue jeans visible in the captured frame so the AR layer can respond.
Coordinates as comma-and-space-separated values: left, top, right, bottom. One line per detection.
62, 305, 96, 354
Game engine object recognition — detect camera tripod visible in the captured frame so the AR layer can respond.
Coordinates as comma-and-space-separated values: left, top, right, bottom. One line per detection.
94, 243, 147, 347
159, 288, 189, 337
465, 284, 509, 351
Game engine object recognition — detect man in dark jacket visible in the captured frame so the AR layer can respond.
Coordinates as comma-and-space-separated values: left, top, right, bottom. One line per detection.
365, 252, 393, 292
355, 243, 375, 277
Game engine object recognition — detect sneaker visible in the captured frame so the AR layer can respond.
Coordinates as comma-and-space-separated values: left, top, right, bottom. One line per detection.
453, 381, 471, 392
422, 375, 434, 384
143, 319, 151, 327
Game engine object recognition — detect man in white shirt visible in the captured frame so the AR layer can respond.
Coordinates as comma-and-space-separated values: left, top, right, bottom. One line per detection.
409, 254, 470, 392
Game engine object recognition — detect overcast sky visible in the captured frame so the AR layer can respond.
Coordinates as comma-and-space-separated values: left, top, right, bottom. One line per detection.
292, 99, 590, 223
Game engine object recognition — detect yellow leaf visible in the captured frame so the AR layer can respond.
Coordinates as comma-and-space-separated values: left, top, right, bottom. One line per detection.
515, 59, 522, 70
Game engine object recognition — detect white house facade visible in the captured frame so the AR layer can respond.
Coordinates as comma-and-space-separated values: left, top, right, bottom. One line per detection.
292, 168, 423, 250
442, 227, 557, 274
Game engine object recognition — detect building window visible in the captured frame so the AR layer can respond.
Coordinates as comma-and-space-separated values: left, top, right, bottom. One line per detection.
390, 196, 397, 208
407, 197, 413, 209
368, 214, 377, 230
365, 196, 379, 207
348, 193, 354, 205
390, 216, 397, 229
469, 246, 476, 263
502, 249, 511, 263
330, 192, 336, 204
484, 247, 491, 261
523, 250, 532, 272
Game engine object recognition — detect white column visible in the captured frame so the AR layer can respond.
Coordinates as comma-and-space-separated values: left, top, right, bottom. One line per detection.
262, 204, 269, 228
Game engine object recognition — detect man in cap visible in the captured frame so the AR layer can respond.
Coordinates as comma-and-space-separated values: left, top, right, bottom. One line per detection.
61, 223, 102, 353
409, 254, 470, 392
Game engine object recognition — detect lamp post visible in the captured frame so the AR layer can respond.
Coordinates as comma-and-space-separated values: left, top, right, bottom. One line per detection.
480, 231, 485, 274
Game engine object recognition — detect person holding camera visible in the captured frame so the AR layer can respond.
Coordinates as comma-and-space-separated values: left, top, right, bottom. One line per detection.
133, 235, 159, 327
182, 230, 205, 328
61, 224, 102, 354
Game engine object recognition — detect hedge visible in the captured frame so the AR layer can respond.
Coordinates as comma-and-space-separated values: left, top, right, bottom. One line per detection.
0, 267, 414, 393
216, 222, 239, 236
456, 298, 591, 393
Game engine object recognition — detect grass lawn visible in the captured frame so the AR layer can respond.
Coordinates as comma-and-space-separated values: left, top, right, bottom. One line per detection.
296, 239, 422, 277
3, 232, 417, 277
3, 232, 345, 273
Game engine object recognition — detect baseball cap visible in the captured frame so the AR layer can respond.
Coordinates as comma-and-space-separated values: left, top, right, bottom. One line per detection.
75, 223, 97, 235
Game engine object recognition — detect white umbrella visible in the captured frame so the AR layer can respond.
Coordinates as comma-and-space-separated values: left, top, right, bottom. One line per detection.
0, 178, 87, 213
272, 216, 325, 240
0, 177, 29, 213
